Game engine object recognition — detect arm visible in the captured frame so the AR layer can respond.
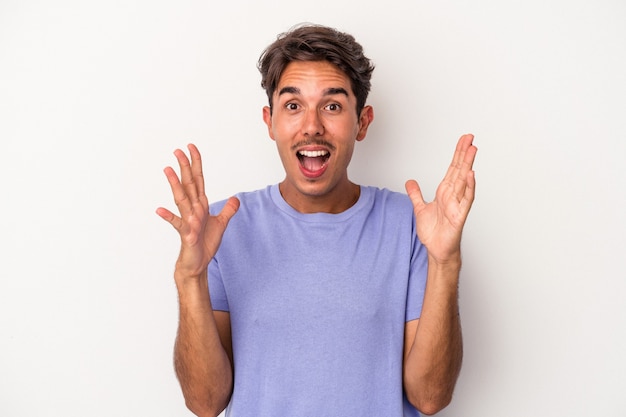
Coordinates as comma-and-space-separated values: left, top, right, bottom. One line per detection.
403, 134, 477, 415
156, 144, 239, 416
403, 259, 463, 415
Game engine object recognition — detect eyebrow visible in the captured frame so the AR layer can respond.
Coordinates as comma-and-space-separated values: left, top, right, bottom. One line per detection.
277, 86, 350, 97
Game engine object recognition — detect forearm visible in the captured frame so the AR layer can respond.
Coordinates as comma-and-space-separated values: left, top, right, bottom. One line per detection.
404, 254, 463, 415
174, 270, 232, 417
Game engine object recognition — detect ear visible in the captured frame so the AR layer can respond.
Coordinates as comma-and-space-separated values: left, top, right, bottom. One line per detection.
262, 106, 275, 140
356, 105, 374, 141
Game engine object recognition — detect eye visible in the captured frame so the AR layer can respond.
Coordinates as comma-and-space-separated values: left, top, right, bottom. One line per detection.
325, 103, 341, 112
285, 102, 299, 111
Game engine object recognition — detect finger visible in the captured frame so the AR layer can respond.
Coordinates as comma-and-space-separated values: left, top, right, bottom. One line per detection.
174, 148, 200, 203
459, 135, 477, 170
155, 207, 183, 231
405, 179, 426, 213
187, 144, 208, 208
163, 166, 193, 218
453, 140, 478, 201
460, 170, 476, 213
443, 134, 474, 185
452, 134, 471, 167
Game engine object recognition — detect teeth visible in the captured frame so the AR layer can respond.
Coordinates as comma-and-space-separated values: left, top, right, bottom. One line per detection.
298, 150, 329, 157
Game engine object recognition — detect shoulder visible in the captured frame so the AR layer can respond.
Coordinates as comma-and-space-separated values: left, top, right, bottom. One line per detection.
210, 185, 273, 215
364, 186, 413, 215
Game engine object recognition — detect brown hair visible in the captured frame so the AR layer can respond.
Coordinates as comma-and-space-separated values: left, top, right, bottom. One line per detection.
258, 24, 375, 115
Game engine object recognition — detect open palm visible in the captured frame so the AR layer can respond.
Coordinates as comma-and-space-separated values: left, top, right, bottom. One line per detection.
156, 144, 239, 278
405, 134, 477, 263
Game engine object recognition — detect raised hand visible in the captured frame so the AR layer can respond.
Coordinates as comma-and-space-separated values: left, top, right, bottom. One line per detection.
405, 134, 477, 264
156, 144, 239, 278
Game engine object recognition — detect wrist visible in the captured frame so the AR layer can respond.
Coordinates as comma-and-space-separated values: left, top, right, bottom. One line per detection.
174, 269, 213, 312
428, 251, 462, 269
174, 264, 208, 288
426, 253, 462, 295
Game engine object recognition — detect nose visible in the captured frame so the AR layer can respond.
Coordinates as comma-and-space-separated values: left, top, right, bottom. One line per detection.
302, 108, 324, 137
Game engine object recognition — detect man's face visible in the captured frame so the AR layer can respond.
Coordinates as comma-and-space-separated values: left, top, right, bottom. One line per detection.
262, 60, 373, 213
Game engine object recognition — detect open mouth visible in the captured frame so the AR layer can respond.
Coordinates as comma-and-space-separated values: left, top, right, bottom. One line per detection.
297, 149, 330, 173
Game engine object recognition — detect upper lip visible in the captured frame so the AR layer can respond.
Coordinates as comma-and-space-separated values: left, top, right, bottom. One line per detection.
292, 139, 335, 155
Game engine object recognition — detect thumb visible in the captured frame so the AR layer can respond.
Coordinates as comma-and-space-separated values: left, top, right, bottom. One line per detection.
405, 179, 426, 213
217, 196, 240, 225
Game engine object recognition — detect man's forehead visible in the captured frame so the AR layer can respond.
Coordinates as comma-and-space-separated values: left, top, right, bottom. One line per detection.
277, 86, 349, 97
275, 61, 353, 97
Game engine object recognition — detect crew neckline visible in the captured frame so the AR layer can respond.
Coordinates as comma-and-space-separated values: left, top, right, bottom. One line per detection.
269, 184, 372, 223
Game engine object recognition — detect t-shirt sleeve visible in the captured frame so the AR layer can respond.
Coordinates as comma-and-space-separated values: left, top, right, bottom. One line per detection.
405, 217, 428, 322
207, 202, 230, 312
208, 257, 230, 312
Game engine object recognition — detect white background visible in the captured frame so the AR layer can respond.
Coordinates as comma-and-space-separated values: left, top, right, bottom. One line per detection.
1, 1, 625, 416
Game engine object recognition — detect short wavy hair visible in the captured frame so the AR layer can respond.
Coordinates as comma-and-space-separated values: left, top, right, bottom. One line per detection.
258, 24, 375, 115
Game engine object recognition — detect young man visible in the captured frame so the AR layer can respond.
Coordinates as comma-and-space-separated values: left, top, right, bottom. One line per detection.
157, 24, 477, 417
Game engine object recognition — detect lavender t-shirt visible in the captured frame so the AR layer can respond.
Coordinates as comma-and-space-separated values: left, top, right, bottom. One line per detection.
209, 184, 427, 416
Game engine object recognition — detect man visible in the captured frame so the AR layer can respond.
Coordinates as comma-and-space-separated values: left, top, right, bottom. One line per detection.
157, 24, 477, 417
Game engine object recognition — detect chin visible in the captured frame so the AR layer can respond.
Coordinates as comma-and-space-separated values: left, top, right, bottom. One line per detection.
285, 177, 332, 197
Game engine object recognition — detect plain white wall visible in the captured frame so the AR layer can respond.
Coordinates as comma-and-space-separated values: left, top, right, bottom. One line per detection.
1, 0, 625, 416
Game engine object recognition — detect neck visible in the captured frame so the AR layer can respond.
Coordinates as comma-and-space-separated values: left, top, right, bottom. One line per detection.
278, 181, 360, 214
